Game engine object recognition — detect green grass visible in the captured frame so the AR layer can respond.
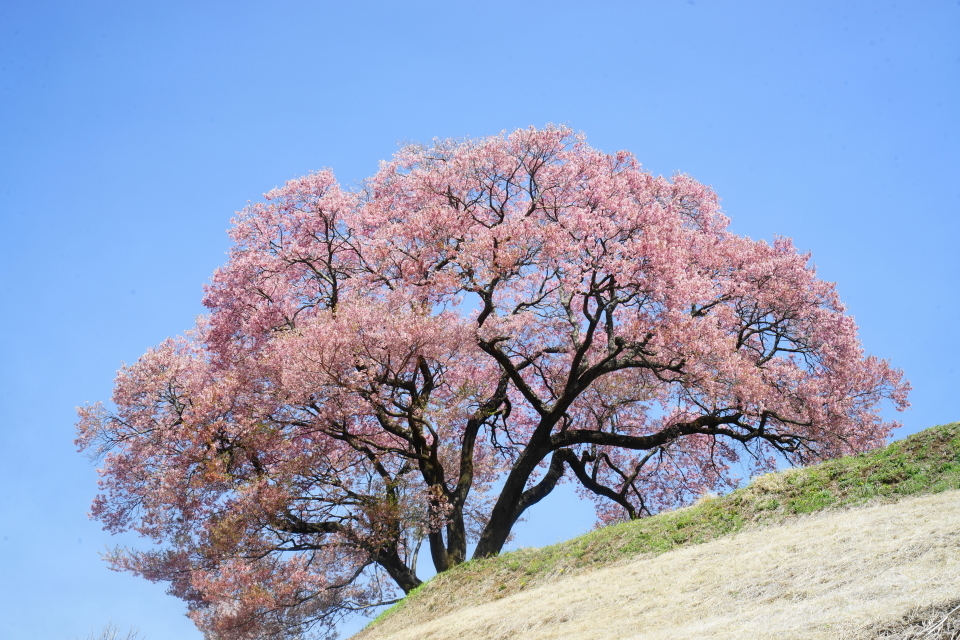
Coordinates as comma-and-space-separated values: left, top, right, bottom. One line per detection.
367, 583, 426, 628
363, 422, 960, 632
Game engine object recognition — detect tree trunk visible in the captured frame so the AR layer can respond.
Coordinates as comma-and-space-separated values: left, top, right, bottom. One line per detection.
376, 548, 422, 594
472, 445, 551, 559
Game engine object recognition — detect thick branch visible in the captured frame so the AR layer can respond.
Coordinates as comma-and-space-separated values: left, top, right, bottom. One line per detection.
549, 414, 749, 451
514, 449, 569, 516
273, 514, 346, 536
558, 450, 640, 520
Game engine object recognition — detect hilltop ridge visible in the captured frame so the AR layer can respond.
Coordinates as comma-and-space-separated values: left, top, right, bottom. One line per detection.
355, 422, 960, 640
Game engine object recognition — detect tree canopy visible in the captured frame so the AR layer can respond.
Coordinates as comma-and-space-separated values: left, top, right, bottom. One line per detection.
77, 126, 908, 640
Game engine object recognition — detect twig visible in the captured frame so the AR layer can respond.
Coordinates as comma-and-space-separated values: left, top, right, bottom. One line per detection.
920, 602, 960, 639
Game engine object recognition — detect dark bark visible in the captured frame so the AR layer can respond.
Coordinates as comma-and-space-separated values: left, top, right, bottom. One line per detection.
472, 413, 768, 559
372, 547, 422, 594
557, 449, 641, 520
273, 514, 422, 593
427, 530, 451, 573
471, 431, 554, 559
514, 449, 570, 516
274, 515, 346, 536
444, 506, 467, 566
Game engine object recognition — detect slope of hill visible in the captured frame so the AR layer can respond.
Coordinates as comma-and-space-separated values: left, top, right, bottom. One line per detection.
355, 422, 960, 640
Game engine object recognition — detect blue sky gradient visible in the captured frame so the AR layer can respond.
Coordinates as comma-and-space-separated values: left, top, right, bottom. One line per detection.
1, 1, 958, 638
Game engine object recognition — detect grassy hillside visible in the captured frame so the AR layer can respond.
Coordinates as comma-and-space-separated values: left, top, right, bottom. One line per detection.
360, 422, 960, 636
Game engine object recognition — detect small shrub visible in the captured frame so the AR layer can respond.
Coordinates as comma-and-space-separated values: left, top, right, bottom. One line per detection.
77, 622, 142, 640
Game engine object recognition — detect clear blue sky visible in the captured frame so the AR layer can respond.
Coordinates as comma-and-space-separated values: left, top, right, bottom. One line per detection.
1, 1, 958, 638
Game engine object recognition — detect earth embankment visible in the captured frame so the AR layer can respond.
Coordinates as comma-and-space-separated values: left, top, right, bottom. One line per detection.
356, 489, 960, 639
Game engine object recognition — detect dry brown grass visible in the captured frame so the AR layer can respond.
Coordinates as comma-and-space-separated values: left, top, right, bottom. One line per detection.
856, 599, 960, 639
359, 422, 960, 634
355, 489, 960, 640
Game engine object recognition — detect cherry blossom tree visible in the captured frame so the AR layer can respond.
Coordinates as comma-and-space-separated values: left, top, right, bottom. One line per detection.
77, 126, 909, 639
